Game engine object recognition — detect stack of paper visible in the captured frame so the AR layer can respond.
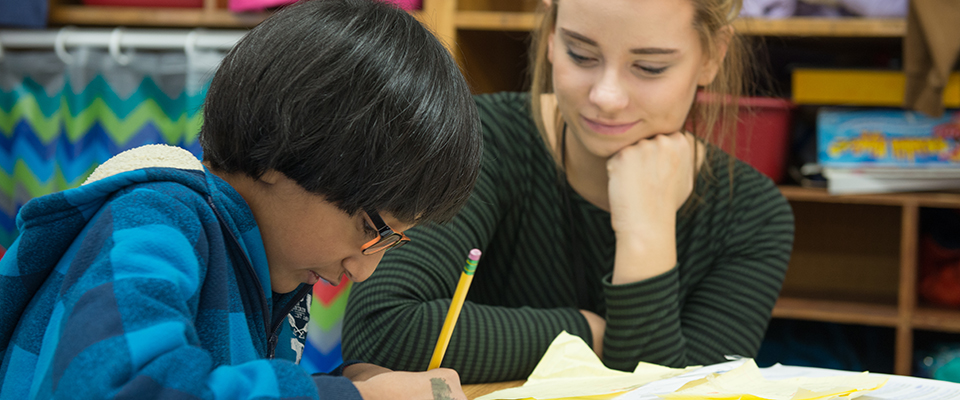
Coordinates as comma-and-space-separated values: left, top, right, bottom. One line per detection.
475, 332, 695, 400
478, 332, 888, 400
661, 359, 887, 400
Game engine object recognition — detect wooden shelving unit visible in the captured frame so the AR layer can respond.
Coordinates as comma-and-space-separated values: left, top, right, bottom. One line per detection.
47, 0, 262, 27
43, 1, 907, 35
45, 0, 426, 28
48, 5, 270, 27
777, 186, 960, 375
41, 0, 957, 379
734, 17, 905, 37
447, 12, 905, 37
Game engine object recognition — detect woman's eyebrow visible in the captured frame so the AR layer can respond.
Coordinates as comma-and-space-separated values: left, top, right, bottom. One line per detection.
559, 28, 677, 55
630, 47, 677, 55
560, 28, 598, 46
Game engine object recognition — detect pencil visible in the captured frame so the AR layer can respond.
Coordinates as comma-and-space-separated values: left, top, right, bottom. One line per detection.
428, 248, 481, 370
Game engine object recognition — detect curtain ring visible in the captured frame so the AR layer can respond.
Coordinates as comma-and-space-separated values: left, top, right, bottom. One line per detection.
109, 27, 133, 66
55, 26, 75, 65
184, 28, 202, 58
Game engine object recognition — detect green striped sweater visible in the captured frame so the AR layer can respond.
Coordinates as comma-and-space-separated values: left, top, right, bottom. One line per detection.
343, 92, 794, 383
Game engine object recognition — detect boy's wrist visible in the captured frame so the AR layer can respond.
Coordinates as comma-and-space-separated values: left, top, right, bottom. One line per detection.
342, 363, 392, 382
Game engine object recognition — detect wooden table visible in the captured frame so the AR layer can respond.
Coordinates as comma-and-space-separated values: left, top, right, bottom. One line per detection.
463, 380, 524, 400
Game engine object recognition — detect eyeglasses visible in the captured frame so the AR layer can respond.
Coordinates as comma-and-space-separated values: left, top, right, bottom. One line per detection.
361, 209, 410, 255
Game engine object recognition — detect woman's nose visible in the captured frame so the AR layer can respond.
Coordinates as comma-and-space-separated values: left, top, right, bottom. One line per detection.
588, 66, 629, 115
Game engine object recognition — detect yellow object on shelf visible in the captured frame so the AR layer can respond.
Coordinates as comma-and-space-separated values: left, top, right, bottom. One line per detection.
792, 69, 960, 107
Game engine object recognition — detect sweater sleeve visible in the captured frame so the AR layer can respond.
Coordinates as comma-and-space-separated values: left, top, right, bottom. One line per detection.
600, 167, 795, 371
342, 94, 592, 384
43, 188, 353, 400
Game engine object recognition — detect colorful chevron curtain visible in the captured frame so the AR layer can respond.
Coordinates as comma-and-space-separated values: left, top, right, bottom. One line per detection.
0, 44, 348, 375
0, 47, 222, 246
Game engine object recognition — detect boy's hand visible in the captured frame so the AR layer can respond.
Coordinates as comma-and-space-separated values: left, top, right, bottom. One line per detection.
353, 369, 466, 400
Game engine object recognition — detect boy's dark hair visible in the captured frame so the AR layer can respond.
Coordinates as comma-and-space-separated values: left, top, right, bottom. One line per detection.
201, 0, 482, 224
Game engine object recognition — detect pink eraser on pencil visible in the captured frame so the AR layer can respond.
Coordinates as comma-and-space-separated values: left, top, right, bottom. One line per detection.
468, 249, 482, 261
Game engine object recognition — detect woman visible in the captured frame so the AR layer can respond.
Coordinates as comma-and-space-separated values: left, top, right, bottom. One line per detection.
343, 0, 794, 384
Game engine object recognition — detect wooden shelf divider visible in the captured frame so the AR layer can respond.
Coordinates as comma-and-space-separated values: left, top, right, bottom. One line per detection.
455, 11, 540, 31
733, 17, 905, 37
779, 186, 960, 209
448, 13, 906, 37
47, 4, 423, 29
773, 297, 900, 327
49, 5, 269, 28
45, 6, 908, 38
913, 307, 960, 333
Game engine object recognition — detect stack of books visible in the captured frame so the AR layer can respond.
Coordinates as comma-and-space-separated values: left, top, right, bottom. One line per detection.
791, 68, 960, 195
817, 108, 960, 195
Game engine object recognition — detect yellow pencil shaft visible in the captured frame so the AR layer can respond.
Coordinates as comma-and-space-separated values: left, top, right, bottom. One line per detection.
428, 271, 475, 370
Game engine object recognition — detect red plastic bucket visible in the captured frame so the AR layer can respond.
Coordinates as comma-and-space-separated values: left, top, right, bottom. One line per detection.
696, 94, 795, 183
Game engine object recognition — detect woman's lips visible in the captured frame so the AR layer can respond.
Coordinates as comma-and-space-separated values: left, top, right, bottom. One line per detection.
582, 116, 638, 135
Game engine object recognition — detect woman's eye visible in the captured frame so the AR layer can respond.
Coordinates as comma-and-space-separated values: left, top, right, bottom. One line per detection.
567, 49, 594, 65
636, 65, 668, 75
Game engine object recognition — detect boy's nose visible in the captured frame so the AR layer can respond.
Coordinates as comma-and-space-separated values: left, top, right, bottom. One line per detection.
346, 251, 385, 283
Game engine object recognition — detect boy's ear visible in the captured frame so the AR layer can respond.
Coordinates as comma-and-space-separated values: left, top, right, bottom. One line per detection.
259, 169, 284, 185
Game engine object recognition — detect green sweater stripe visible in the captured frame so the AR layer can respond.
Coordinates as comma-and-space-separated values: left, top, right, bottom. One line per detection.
343, 92, 794, 383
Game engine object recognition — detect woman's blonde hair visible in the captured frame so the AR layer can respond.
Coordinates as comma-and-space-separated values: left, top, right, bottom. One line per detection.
529, 0, 751, 183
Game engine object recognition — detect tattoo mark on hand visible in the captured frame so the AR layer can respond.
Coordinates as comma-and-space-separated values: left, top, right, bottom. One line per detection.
431, 377, 455, 400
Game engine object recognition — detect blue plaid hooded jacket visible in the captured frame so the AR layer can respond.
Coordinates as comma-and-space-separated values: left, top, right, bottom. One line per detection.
0, 146, 361, 399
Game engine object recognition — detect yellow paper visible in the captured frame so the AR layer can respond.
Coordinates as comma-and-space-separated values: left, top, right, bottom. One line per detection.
476, 332, 695, 400
659, 359, 888, 400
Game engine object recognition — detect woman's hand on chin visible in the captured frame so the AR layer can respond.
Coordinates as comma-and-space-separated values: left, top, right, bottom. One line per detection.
605, 131, 696, 284
606, 131, 696, 234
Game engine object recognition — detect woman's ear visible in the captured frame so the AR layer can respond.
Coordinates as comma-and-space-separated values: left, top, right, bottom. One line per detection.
698, 25, 734, 87
542, 0, 551, 8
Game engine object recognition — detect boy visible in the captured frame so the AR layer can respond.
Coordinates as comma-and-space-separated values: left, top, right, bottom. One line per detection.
0, 0, 482, 399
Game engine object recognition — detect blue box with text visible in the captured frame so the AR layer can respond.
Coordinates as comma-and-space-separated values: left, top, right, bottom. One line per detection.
818, 108, 960, 168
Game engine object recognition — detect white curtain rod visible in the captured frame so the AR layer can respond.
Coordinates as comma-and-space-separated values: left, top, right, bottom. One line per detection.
0, 28, 247, 51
